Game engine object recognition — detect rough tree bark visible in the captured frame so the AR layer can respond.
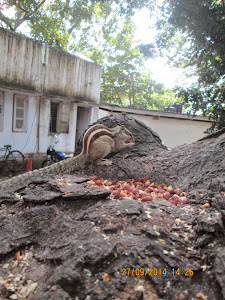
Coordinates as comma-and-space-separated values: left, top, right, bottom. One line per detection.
0, 114, 224, 300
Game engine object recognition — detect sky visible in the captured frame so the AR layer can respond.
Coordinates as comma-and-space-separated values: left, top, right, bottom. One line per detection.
133, 9, 187, 89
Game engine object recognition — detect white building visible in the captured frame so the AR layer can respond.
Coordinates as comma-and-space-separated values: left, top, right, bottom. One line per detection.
0, 28, 101, 166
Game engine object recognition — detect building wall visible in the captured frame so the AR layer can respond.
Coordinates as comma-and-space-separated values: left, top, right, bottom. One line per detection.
99, 105, 212, 148
0, 90, 39, 153
38, 97, 78, 154
0, 28, 101, 103
0, 28, 101, 164
0, 89, 98, 159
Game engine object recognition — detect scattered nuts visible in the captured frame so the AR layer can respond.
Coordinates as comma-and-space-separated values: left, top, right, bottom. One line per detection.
87, 177, 188, 206
196, 292, 206, 299
202, 203, 210, 208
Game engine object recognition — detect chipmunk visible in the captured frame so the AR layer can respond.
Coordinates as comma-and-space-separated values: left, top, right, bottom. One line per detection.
81, 124, 134, 165
0, 124, 134, 190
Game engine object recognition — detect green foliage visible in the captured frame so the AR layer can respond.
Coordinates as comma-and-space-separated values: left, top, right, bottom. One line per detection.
139, 43, 156, 59
30, 7, 70, 50
0, 0, 47, 31
177, 80, 225, 133
151, 0, 225, 131
74, 14, 176, 109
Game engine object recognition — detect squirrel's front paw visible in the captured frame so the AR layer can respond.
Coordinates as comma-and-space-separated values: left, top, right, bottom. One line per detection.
126, 142, 135, 148
97, 159, 113, 166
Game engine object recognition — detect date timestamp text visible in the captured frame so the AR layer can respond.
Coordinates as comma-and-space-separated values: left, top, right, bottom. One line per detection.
122, 268, 194, 277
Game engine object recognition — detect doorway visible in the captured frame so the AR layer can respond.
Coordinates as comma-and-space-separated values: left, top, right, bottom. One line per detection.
76, 106, 91, 148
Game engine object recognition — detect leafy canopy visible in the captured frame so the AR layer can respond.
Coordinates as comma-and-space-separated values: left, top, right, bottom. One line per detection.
150, 0, 225, 131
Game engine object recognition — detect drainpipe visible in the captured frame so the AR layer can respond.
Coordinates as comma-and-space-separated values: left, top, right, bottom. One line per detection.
37, 43, 47, 154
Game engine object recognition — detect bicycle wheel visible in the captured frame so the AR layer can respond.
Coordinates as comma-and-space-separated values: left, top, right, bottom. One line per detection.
6, 150, 25, 172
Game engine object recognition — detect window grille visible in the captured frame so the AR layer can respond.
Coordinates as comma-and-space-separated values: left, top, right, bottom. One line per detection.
50, 102, 59, 133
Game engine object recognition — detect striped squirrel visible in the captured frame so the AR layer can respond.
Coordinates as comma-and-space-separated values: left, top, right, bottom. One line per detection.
0, 124, 134, 191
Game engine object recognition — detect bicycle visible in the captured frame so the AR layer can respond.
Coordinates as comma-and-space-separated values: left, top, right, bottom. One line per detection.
0, 145, 25, 173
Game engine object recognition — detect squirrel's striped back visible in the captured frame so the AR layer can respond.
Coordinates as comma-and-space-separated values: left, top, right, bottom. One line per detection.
82, 124, 116, 155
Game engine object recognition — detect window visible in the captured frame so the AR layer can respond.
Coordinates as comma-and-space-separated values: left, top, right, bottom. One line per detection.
49, 101, 70, 134
13, 94, 28, 132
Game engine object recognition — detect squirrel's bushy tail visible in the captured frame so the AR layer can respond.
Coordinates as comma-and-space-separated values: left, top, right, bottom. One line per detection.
0, 154, 87, 191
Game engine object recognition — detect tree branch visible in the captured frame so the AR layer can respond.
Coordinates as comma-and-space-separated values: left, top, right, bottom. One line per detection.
0, 11, 14, 30
13, 0, 47, 30
114, 87, 123, 105
68, 24, 77, 34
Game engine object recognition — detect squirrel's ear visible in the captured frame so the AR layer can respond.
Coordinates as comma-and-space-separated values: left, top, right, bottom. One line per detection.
120, 125, 125, 130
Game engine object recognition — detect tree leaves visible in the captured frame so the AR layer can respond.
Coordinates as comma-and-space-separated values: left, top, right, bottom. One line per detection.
153, 0, 225, 131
